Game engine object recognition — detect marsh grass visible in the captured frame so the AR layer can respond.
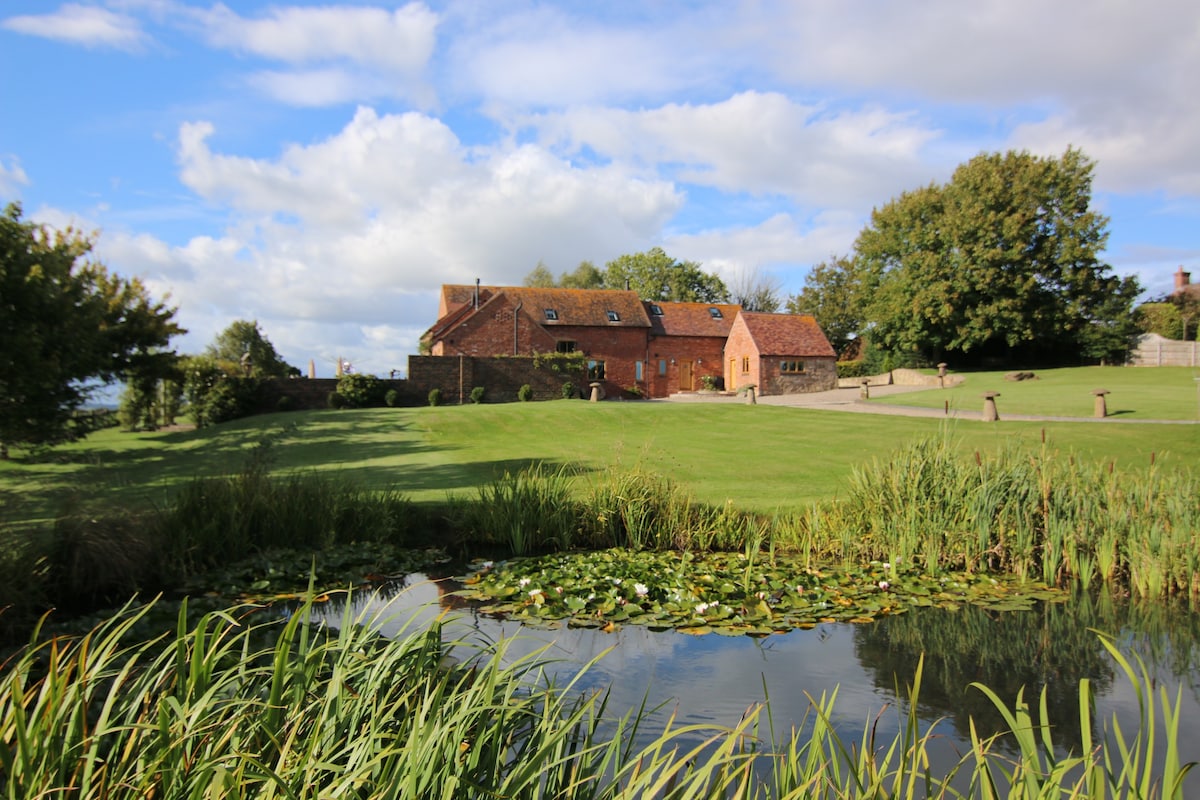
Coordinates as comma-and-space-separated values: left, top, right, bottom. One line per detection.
1, 595, 1192, 799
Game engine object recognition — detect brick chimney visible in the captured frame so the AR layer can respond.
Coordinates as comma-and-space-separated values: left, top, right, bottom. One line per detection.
1175, 265, 1191, 294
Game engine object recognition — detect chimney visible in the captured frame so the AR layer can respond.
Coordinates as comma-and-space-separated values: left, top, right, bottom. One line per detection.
1175, 266, 1191, 294
474, 278, 480, 309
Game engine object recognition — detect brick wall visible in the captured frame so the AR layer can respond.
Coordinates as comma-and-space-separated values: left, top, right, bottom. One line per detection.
645, 335, 728, 395
408, 355, 586, 403
723, 320, 761, 392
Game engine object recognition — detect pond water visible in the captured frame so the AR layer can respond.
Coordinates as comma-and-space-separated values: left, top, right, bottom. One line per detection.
319, 574, 1200, 792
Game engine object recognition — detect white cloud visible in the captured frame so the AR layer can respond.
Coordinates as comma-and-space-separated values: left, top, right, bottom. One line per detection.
0, 156, 29, 199
532, 92, 944, 210
2, 4, 146, 51
197, 3, 436, 70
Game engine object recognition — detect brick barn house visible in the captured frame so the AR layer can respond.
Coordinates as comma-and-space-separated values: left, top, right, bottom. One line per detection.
424, 284, 833, 398
723, 312, 837, 395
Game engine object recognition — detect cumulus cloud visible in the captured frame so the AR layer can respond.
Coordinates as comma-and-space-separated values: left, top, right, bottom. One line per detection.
0, 156, 29, 199
2, 4, 147, 51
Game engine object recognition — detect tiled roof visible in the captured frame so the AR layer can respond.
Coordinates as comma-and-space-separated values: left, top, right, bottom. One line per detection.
646, 302, 741, 337
440, 285, 650, 327
739, 312, 836, 357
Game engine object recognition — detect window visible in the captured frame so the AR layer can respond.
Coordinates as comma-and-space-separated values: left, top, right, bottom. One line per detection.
587, 360, 606, 380
780, 360, 805, 374
606, 310, 621, 322
649, 304, 664, 316
658, 359, 667, 376
635, 361, 644, 381
708, 307, 723, 319
544, 308, 558, 321
741, 356, 750, 373
556, 340, 576, 353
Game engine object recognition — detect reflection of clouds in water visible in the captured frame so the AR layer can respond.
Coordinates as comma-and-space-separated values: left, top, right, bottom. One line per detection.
314, 578, 899, 738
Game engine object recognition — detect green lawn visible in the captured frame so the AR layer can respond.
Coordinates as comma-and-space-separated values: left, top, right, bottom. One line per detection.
872, 366, 1200, 419
3, 385, 1196, 527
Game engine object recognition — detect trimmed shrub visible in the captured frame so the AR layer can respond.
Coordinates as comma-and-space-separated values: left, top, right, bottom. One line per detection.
385, 388, 400, 407
469, 386, 486, 404
327, 391, 347, 410
276, 395, 294, 412
836, 360, 869, 379
561, 381, 575, 399
428, 388, 442, 407
337, 373, 384, 408
518, 384, 533, 402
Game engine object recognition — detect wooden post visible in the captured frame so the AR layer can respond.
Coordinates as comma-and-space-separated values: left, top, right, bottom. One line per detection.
981, 391, 1000, 422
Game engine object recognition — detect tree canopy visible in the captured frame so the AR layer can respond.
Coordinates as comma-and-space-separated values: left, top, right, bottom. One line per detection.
205, 320, 296, 378
790, 149, 1140, 366
521, 248, 729, 303
0, 203, 183, 457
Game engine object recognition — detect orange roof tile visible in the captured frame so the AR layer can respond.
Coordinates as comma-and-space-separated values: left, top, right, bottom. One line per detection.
739, 312, 836, 357
440, 285, 650, 327
646, 301, 741, 337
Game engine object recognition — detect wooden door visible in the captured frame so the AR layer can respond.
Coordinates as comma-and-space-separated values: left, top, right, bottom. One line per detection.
679, 360, 693, 391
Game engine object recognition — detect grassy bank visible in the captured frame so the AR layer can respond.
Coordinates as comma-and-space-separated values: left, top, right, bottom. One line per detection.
3, 398, 1197, 528
874, 366, 1200, 419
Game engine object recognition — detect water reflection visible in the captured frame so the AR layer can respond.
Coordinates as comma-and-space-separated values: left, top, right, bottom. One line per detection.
317, 575, 1200, 789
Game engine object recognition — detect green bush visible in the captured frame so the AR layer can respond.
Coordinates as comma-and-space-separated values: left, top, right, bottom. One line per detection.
561, 381, 575, 399
327, 391, 347, 410
276, 395, 294, 412
836, 360, 869, 378
428, 387, 442, 407
336, 373, 384, 408
205, 378, 262, 424
518, 384, 533, 402
385, 388, 400, 407
470, 386, 486, 404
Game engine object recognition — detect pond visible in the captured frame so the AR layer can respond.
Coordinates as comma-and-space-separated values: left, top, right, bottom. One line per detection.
319, 573, 1200, 793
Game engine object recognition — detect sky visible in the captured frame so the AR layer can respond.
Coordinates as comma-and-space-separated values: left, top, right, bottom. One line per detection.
3, 1, 1199, 378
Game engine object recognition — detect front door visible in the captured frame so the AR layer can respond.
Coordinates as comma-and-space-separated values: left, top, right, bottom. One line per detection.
679, 360, 693, 391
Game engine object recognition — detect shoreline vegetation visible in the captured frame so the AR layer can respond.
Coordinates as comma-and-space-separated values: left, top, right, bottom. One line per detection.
2, 385, 1198, 796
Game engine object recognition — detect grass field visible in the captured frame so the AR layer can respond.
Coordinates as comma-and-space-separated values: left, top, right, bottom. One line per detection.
2, 382, 1197, 527
873, 365, 1200, 419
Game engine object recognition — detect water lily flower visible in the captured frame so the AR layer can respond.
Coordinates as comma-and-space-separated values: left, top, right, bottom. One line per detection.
695, 602, 710, 614
634, 583, 649, 597
529, 588, 543, 597
878, 580, 890, 590
611, 578, 622, 586
882, 562, 891, 570
555, 586, 564, 593
481, 561, 494, 570
518, 577, 531, 588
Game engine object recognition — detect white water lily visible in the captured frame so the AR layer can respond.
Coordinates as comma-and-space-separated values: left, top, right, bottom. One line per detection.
518, 577, 531, 588
634, 583, 649, 597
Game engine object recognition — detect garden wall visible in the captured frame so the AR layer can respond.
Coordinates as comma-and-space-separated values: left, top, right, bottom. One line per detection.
1128, 333, 1200, 367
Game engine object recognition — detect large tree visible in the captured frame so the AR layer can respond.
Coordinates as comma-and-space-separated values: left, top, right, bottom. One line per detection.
797, 149, 1139, 366
729, 266, 783, 312
206, 320, 296, 378
0, 203, 183, 457
603, 247, 729, 303
787, 255, 878, 356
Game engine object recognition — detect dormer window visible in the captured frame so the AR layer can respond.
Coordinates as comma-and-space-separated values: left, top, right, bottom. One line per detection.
544, 308, 558, 321
708, 307, 723, 319
649, 304, 664, 316
606, 310, 621, 322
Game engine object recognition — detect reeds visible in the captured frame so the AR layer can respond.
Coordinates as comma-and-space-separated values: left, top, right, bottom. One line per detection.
2, 595, 1193, 798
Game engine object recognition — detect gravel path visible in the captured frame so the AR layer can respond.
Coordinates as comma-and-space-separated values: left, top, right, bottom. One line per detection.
661, 385, 1200, 424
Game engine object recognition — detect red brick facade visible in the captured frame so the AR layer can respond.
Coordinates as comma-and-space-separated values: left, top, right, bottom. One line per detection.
425, 286, 834, 399
723, 312, 837, 396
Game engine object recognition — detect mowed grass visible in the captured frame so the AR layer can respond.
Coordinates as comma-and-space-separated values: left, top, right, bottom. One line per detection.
3, 388, 1197, 526
873, 365, 1200, 419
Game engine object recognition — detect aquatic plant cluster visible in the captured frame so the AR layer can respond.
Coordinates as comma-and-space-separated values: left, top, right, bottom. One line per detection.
457, 549, 1063, 634
456, 438, 1200, 603
1, 595, 1191, 799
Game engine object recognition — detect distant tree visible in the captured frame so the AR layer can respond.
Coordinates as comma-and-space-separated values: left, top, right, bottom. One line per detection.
523, 262, 556, 287
559, 260, 605, 289
0, 203, 183, 457
603, 247, 729, 303
787, 255, 876, 356
854, 148, 1137, 365
729, 267, 783, 312
206, 320, 296, 378
1134, 302, 1183, 340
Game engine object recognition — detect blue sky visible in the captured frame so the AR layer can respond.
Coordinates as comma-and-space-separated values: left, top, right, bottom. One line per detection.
3, 1, 1198, 377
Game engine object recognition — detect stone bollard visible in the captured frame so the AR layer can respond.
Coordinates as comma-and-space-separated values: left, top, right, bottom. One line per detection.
981, 391, 1000, 422
860, 379, 870, 400
589, 382, 603, 403
937, 362, 948, 388
744, 385, 757, 405
1092, 389, 1109, 418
